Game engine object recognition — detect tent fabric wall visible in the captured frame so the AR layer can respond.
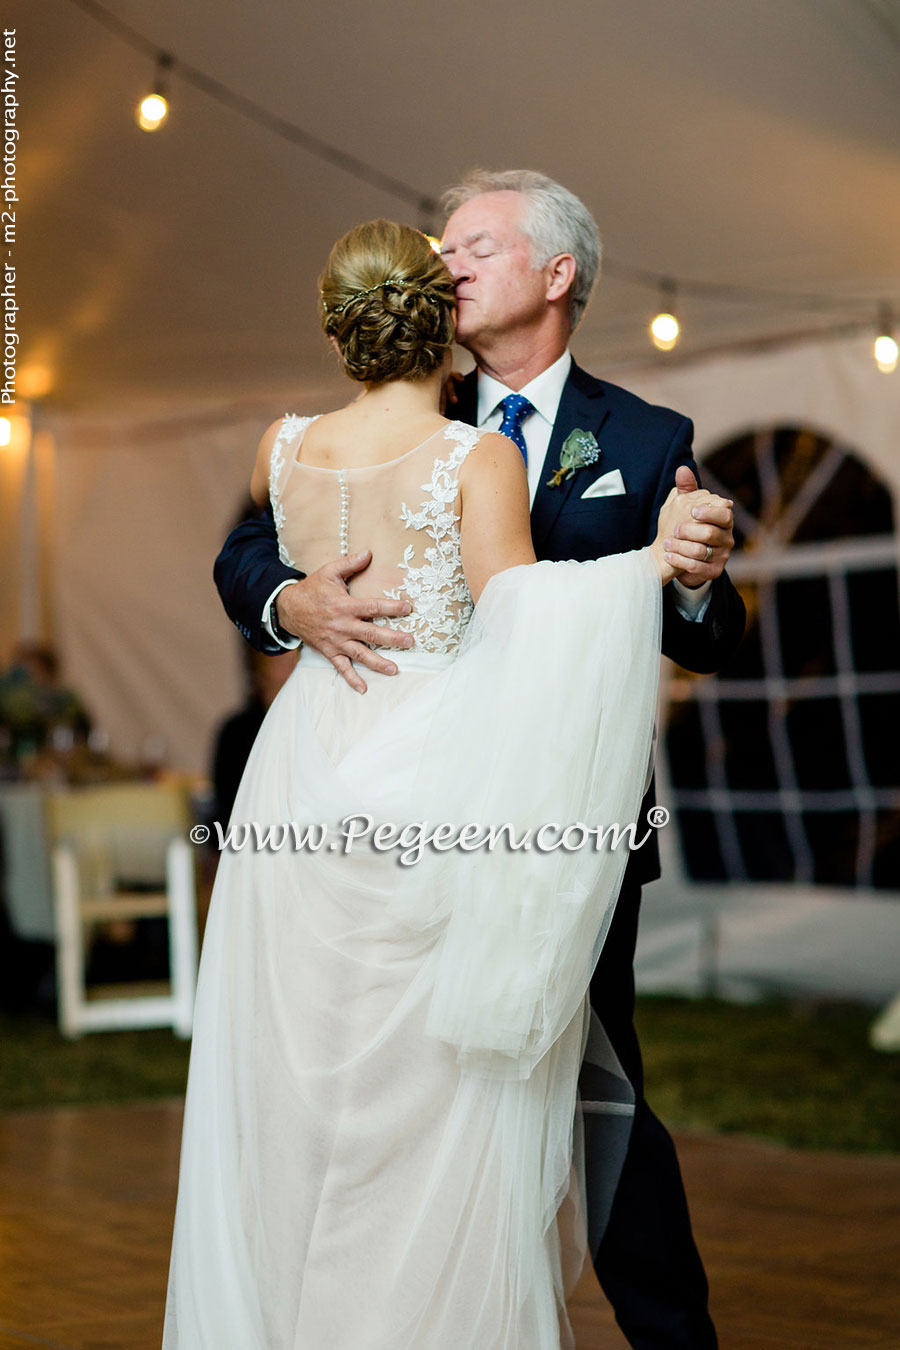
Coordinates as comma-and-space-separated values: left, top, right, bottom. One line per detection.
47, 389, 337, 778
612, 330, 900, 492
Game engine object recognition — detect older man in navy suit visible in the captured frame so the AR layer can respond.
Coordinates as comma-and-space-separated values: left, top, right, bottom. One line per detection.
214, 170, 744, 1349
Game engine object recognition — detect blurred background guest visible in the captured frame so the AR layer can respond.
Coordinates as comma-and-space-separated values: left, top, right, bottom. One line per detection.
0, 641, 92, 768
211, 644, 298, 831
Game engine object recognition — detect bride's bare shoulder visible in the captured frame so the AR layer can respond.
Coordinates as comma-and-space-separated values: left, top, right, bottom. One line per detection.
459, 429, 528, 489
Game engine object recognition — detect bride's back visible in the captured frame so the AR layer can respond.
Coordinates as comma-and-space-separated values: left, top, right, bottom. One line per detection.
271, 413, 481, 655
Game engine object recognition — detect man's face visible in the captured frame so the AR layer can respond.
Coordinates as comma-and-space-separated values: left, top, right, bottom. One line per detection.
440, 192, 550, 351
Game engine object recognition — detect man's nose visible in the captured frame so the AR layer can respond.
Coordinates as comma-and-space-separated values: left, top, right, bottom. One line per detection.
447, 255, 471, 283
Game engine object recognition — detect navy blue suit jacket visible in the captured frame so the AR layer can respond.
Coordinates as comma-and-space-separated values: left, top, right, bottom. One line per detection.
214, 361, 745, 883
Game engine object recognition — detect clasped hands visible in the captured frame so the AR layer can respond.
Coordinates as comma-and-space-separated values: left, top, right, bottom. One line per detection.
275, 464, 736, 692
651, 466, 735, 586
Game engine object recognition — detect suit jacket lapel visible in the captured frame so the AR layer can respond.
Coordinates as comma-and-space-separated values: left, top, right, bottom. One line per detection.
455, 370, 479, 428
530, 362, 608, 554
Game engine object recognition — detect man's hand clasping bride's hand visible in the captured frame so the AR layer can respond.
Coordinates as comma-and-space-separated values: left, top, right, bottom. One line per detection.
651, 475, 735, 585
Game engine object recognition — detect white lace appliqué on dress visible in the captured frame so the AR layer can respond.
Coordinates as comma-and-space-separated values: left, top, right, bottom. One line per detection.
268, 413, 320, 568
374, 423, 479, 655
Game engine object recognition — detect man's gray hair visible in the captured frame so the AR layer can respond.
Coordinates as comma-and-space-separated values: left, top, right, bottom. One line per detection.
440, 169, 601, 329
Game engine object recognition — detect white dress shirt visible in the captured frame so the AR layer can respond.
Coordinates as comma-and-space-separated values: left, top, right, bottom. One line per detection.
477, 348, 574, 507
263, 352, 710, 644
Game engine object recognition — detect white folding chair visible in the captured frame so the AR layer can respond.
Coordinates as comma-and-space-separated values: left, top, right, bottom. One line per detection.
48, 781, 198, 1038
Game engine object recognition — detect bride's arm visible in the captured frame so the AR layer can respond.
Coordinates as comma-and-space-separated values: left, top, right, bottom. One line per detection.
249, 419, 281, 507
458, 433, 537, 604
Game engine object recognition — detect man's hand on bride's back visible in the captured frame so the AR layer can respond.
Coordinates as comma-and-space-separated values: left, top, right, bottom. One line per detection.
650, 485, 734, 586
276, 550, 413, 694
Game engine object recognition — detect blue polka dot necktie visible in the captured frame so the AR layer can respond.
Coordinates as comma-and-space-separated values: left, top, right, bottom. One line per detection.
497, 394, 535, 465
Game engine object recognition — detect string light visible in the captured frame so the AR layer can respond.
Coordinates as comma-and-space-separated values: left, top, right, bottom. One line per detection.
136, 52, 172, 132
650, 279, 680, 352
62, 0, 900, 369
18, 365, 54, 399
874, 304, 898, 374
0, 410, 32, 451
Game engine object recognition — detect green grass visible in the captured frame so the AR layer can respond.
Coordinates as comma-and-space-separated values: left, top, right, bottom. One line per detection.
636, 996, 900, 1154
0, 1013, 191, 1110
2, 997, 898, 1153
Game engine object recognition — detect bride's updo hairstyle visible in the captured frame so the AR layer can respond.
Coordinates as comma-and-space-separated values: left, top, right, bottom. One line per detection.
320, 220, 456, 383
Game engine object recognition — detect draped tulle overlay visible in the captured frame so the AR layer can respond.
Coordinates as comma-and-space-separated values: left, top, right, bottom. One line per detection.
163, 416, 662, 1348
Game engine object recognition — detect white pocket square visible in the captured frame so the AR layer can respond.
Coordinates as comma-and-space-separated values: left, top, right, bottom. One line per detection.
580, 468, 626, 499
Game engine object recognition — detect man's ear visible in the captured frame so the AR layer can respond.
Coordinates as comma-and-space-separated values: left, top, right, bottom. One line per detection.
545, 254, 577, 304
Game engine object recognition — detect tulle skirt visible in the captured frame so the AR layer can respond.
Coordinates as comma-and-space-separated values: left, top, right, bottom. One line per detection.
162, 552, 661, 1349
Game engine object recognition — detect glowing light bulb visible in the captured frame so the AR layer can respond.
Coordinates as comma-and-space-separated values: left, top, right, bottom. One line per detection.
650, 278, 680, 352
875, 333, 898, 374
0, 412, 30, 451
136, 53, 173, 132
18, 365, 53, 399
137, 92, 168, 131
650, 311, 680, 351
874, 304, 897, 374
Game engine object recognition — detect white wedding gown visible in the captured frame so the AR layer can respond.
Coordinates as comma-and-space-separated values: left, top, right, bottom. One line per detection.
162, 416, 662, 1349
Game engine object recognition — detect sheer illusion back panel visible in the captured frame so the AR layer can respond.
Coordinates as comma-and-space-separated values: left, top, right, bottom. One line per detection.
270, 414, 480, 655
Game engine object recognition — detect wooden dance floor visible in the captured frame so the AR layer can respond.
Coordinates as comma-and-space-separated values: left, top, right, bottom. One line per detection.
0, 1100, 897, 1348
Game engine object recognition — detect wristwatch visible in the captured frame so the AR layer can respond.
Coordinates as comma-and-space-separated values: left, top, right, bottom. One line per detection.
271, 612, 296, 645
268, 589, 302, 647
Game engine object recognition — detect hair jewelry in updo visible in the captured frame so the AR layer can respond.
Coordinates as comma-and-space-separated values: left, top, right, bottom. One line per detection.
320, 220, 456, 383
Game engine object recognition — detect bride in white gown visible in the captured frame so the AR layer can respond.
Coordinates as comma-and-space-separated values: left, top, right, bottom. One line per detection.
162, 220, 721, 1349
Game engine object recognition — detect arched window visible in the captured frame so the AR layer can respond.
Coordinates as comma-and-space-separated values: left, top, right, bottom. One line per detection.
665, 426, 900, 890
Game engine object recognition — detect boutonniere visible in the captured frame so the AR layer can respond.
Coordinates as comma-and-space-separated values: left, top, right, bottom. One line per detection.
546, 428, 601, 488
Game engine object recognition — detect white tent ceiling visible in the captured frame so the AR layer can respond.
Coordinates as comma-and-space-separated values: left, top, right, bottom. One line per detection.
18, 0, 900, 410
